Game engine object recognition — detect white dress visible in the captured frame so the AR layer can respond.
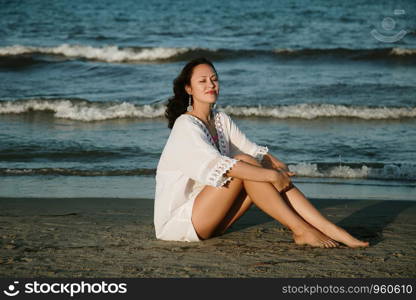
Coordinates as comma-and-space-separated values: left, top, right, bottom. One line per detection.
154, 109, 268, 242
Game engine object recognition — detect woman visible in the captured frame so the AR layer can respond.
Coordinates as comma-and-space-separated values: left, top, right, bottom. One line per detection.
154, 57, 369, 248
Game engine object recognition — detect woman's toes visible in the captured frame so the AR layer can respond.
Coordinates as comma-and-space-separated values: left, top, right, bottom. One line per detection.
329, 240, 339, 248
326, 241, 335, 248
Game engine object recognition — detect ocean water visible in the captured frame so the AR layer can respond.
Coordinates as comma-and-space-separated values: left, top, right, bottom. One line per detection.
1, 0, 415, 200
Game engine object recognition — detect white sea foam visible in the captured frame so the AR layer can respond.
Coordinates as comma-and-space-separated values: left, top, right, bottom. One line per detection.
289, 162, 416, 180
390, 47, 416, 56
274, 48, 296, 54
1, 100, 416, 121
221, 104, 416, 120
0, 99, 165, 121
0, 44, 190, 62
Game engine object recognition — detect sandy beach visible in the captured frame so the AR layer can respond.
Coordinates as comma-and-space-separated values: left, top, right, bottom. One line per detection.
0, 197, 415, 278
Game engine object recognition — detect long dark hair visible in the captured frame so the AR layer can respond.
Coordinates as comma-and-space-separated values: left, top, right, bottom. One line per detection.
165, 57, 217, 129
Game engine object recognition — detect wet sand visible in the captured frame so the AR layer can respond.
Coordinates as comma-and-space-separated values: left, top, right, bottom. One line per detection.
0, 197, 415, 278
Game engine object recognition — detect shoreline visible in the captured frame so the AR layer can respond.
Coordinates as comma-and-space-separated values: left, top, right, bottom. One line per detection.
0, 197, 415, 278
1, 176, 414, 201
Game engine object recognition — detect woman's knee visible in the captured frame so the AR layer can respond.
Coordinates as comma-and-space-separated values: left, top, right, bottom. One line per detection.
233, 153, 261, 167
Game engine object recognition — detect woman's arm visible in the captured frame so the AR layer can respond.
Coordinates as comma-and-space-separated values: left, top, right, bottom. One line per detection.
261, 153, 293, 174
225, 160, 291, 192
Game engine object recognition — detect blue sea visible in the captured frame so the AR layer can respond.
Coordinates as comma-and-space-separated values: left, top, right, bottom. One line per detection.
1, 0, 415, 201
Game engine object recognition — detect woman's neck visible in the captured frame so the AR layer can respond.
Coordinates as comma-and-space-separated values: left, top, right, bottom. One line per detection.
187, 103, 214, 124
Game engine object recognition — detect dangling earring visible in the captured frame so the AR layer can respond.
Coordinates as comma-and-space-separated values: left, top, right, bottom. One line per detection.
187, 95, 193, 112
212, 103, 217, 110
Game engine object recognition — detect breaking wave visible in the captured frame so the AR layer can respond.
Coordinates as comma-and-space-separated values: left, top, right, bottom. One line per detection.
2, 162, 415, 181
0, 44, 190, 63
1, 99, 415, 121
289, 162, 416, 181
220, 104, 416, 120
0, 44, 415, 64
0, 98, 166, 121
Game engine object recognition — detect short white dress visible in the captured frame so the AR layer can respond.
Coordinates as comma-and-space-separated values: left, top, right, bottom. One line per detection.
154, 109, 268, 242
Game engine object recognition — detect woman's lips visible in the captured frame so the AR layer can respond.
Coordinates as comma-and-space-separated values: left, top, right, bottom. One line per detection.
206, 91, 216, 95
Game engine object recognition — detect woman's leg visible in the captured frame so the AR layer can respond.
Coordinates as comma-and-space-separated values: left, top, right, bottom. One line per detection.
191, 155, 338, 247
281, 188, 369, 247
191, 175, 246, 240
211, 189, 253, 236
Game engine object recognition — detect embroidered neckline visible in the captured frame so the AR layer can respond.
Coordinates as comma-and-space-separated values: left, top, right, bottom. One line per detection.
215, 112, 227, 155
184, 109, 227, 154
183, 111, 236, 188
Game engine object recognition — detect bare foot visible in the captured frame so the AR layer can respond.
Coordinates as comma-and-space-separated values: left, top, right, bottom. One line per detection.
293, 227, 339, 248
322, 225, 369, 248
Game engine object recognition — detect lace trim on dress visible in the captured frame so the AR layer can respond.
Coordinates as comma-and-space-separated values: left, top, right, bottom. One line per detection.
207, 156, 238, 187
214, 111, 228, 155
254, 145, 269, 162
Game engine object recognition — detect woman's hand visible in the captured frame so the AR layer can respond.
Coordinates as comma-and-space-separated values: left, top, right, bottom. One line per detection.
270, 169, 294, 193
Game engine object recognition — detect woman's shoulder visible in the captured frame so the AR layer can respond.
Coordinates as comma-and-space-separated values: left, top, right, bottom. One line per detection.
175, 113, 197, 126
171, 113, 202, 133
173, 110, 231, 131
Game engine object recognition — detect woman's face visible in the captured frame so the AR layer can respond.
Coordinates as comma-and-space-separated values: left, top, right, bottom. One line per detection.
186, 64, 219, 106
